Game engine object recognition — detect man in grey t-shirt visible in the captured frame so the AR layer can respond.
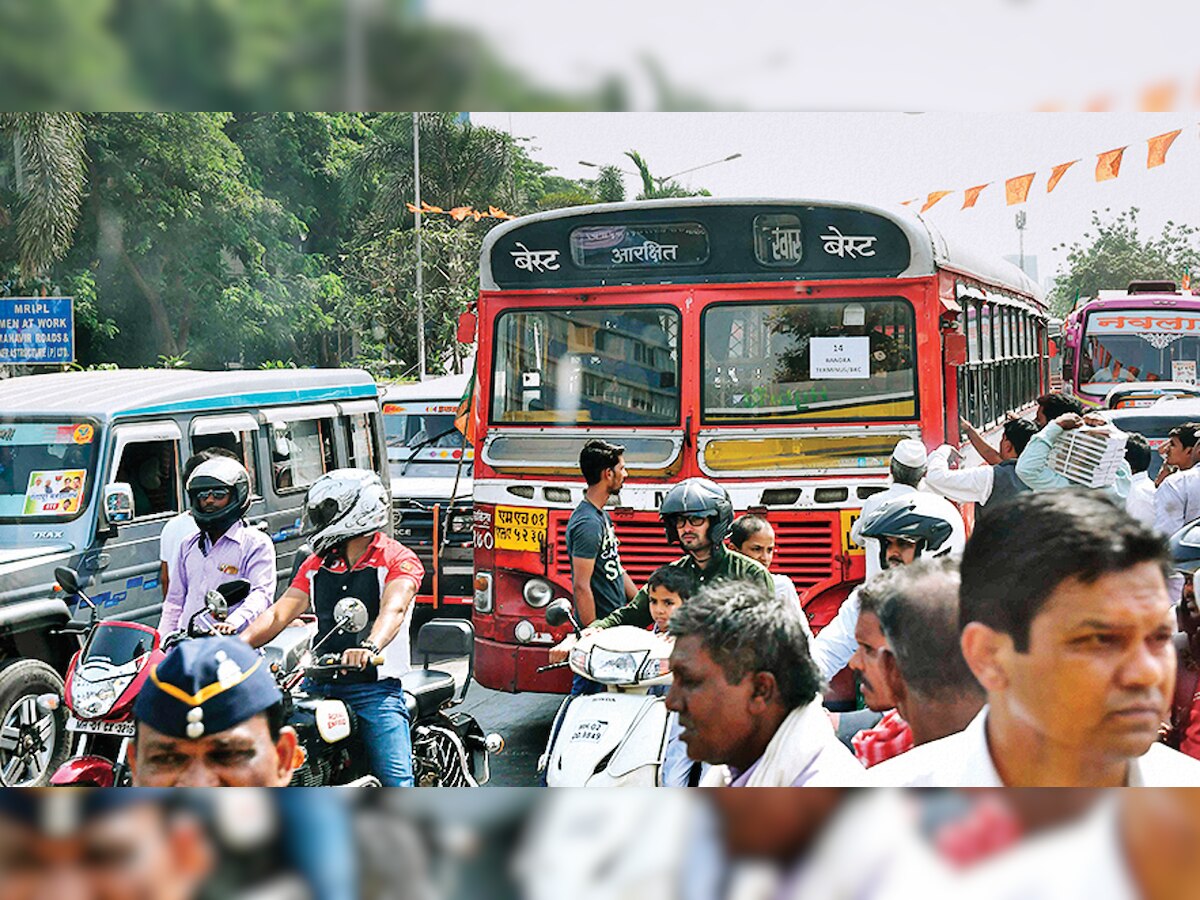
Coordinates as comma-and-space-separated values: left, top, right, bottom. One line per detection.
559, 439, 638, 695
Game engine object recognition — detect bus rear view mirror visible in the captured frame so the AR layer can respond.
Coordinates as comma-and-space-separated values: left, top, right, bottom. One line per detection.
457, 310, 477, 344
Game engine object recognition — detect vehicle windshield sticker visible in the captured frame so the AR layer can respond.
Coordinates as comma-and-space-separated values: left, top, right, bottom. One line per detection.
23, 469, 86, 516
809, 337, 870, 380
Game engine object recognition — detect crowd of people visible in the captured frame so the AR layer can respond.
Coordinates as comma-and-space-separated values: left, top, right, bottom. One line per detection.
550, 390, 1200, 787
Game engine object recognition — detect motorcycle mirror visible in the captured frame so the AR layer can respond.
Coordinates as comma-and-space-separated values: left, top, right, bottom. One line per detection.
54, 566, 83, 596
333, 597, 369, 634
205, 589, 229, 620
216, 579, 252, 605
544, 598, 575, 629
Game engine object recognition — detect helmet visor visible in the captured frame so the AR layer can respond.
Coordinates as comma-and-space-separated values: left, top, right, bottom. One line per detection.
304, 497, 344, 533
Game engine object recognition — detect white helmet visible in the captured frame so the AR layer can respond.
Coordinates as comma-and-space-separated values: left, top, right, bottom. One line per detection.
859, 492, 966, 570
303, 468, 391, 555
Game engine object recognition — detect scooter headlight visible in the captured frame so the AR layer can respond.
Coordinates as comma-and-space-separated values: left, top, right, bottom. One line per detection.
586, 647, 649, 685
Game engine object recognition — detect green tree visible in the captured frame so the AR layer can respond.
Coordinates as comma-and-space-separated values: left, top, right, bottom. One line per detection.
0, 113, 87, 278
623, 149, 710, 200
1048, 208, 1200, 316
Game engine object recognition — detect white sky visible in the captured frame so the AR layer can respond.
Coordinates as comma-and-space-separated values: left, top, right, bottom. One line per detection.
471, 112, 1200, 288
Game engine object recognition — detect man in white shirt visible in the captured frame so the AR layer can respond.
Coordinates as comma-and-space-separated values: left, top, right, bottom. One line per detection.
962, 792, 1200, 900
1155, 425, 1200, 536
871, 489, 1200, 787
1123, 432, 1156, 528
852, 438, 928, 582
810, 491, 966, 682
924, 419, 1037, 516
665, 582, 865, 787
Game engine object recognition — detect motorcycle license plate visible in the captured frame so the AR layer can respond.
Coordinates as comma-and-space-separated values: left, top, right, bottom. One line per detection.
67, 716, 135, 737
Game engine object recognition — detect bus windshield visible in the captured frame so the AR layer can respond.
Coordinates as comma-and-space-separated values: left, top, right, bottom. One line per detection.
703, 297, 917, 422
1080, 310, 1200, 395
0, 419, 99, 523
491, 306, 680, 426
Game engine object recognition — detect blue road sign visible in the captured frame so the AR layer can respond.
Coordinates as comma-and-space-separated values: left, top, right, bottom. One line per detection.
0, 297, 74, 364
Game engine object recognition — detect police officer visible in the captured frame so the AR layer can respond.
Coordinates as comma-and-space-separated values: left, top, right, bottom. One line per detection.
0, 792, 212, 900
131, 635, 299, 787
582, 477, 774, 632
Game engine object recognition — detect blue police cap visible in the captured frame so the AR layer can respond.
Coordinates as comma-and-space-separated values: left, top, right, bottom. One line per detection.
134, 636, 281, 740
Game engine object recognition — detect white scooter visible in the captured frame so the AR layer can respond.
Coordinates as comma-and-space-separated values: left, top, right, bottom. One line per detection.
536, 599, 675, 787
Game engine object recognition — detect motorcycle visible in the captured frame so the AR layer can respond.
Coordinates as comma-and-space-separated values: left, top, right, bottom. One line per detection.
43, 566, 250, 786
535, 599, 675, 787
275, 597, 503, 787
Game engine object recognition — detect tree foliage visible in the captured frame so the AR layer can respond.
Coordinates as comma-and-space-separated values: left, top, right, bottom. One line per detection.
0, 113, 640, 376
1048, 208, 1200, 316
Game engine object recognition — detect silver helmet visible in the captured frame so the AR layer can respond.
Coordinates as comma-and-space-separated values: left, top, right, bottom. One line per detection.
302, 468, 391, 555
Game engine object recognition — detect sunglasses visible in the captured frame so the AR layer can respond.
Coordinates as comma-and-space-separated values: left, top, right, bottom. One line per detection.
194, 488, 231, 501
679, 515, 709, 527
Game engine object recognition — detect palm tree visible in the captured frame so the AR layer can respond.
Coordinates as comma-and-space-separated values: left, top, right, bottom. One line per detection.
0, 113, 88, 279
623, 149, 707, 200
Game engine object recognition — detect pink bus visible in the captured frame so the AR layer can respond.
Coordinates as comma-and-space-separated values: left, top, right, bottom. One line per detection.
1062, 280, 1200, 407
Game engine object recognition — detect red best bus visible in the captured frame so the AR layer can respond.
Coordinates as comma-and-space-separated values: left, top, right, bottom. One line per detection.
1062, 280, 1200, 408
465, 198, 1049, 694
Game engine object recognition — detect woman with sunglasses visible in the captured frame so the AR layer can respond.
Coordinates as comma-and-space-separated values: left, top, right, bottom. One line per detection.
157, 456, 276, 638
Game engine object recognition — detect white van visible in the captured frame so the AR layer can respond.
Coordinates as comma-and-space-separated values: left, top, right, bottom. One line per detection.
382, 374, 474, 612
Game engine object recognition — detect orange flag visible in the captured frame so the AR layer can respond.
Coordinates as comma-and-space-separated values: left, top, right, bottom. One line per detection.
1147, 130, 1182, 168
1005, 173, 1036, 206
488, 206, 512, 219
421, 201, 445, 214
406, 202, 420, 213
448, 206, 473, 221
920, 191, 953, 213
961, 184, 989, 209
1139, 82, 1178, 112
1095, 147, 1126, 182
900, 198, 918, 207
1046, 160, 1078, 193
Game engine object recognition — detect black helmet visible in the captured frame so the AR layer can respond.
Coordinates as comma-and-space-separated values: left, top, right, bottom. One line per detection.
660, 477, 734, 546
858, 494, 958, 570
1169, 520, 1200, 574
186, 457, 252, 532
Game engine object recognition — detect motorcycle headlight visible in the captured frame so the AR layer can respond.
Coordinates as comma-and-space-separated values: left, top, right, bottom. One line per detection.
586, 647, 650, 685
448, 513, 472, 534
638, 656, 672, 681
71, 674, 135, 720
522, 578, 553, 609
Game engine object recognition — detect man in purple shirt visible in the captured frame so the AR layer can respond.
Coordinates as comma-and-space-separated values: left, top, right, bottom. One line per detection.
157, 458, 275, 635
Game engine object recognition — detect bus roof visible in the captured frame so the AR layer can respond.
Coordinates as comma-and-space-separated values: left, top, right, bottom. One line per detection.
381, 372, 471, 402
0, 368, 378, 419
480, 197, 1041, 301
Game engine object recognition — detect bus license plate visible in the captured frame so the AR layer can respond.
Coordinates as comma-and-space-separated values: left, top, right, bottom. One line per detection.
494, 506, 548, 551
67, 716, 135, 738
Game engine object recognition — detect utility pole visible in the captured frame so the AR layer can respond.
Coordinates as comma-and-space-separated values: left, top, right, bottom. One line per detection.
413, 112, 426, 381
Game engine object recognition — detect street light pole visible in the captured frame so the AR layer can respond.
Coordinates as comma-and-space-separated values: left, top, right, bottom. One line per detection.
413, 112, 426, 381
579, 151, 743, 191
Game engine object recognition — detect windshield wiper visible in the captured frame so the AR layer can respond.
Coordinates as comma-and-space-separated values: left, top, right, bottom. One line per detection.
397, 427, 462, 476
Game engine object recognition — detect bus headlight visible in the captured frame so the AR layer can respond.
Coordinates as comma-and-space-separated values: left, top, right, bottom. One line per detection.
473, 572, 493, 614
513, 620, 536, 643
522, 578, 553, 608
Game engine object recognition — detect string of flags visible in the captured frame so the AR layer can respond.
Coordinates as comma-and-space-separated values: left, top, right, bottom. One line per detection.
405, 201, 515, 222
902, 127, 1190, 213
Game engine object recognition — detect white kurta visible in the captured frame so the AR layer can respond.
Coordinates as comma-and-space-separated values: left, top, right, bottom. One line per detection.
868, 706, 1200, 787
959, 799, 1137, 900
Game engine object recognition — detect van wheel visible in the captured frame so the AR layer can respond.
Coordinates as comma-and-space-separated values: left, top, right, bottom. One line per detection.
0, 660, 67, 786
